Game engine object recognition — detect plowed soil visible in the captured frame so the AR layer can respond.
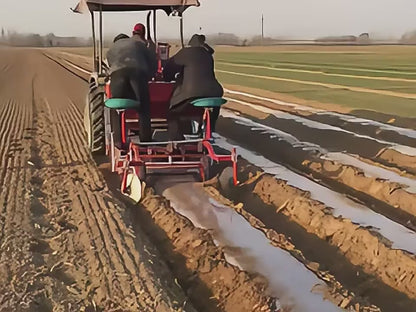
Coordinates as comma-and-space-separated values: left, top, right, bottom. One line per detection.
3, 47, 416, 312
0, 49, 277, 312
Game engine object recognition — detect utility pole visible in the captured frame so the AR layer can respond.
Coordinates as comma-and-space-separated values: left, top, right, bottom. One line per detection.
261, 14, 264, 45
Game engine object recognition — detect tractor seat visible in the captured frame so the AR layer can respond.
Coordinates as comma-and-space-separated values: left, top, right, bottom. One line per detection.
191, 97, 227, 108
105, 98, 140, 109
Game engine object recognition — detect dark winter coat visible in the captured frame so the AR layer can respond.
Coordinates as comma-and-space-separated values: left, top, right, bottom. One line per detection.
164, 46, 223, 110
106, 38, 157, 80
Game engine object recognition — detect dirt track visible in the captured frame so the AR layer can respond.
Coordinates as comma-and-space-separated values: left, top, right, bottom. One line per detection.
2, 48, 416, 312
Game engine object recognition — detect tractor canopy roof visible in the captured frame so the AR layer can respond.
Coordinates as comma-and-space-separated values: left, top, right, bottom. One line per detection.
73, 0, 200, 14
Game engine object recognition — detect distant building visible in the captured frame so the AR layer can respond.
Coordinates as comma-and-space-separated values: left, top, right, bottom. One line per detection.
400, 30, 416, 44
315, 33, 370, 44
207, 33, 241, 46
45, 33, 89, 47
315, 35, 357, 43
358, 33, 370, 43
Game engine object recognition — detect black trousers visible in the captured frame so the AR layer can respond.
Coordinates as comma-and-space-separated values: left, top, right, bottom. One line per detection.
210, 107, 220, 132
110, 68, 152, 142
167, 101, 220, 141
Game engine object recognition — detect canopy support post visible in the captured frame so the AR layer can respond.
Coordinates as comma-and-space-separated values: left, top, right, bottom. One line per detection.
180, 16, 184, 48
91, 11, 97, 73
98, 4, 103, 75
146, 11, 151, 41
153, 9, 157, 45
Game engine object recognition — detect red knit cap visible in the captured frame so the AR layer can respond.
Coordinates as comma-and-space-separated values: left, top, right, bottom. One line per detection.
133, 23, 145, 36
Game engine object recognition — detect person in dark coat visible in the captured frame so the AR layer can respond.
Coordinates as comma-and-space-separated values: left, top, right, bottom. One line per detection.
164, 34, 223, 140
106, 32, 157, 142
131, 23, 157, 68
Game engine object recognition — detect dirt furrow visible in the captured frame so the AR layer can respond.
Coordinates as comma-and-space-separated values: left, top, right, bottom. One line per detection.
0, 100, 18, 186
56, 111, 81, 165
0, 99, 26, 242
1, 74, 82, 310
92, 195, 146, 291
0, 63, 32, 246
55, 109, 79, 164
30, 101, 189, 310
45, 100, 165, 308
303, 158, 416, 222
74, 185, 132, 300
202, 184, 381, 311
377, 148, 416, 175
226, 99, 416, 175
225, 90, 416, 148
218, 112, 416, 229
54, 110, 72, 165
215, 165, 416, 311
135, 188, 280, 312
41, 57, 105, 191
24, 97, 90, 310
62, 106, 105, 191
59, 110, 84, 162
227, 164, 416, 300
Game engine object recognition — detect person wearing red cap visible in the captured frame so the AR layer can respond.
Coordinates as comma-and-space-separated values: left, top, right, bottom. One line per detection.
132, 23, 157, 52
133, 23, 146, 40
106, 30, 157, 142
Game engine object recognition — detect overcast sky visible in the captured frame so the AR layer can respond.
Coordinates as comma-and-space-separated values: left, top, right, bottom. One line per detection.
1, 0, 416, 39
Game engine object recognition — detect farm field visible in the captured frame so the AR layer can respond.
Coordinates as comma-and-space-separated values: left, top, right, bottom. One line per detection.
1, 45, 416, 312
214, 45, 416, 119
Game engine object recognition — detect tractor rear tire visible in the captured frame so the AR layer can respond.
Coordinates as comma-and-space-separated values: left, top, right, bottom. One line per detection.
85, 84, 105, 155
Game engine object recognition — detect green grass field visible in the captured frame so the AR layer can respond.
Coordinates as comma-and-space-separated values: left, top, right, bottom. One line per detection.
214, 46, 416, 117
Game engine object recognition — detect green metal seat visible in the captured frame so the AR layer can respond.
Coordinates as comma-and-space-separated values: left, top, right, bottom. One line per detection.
191, 97, 227, 108
105, 98, 140, 109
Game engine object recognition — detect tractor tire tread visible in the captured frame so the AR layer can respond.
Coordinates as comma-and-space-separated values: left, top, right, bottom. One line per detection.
86, 84, 105, 155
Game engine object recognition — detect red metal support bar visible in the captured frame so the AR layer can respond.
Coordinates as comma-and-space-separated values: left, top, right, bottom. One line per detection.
202, 141, 238, 185
203, 108, 212, 140
121, 111, 126, 144
202, 141, 232, 162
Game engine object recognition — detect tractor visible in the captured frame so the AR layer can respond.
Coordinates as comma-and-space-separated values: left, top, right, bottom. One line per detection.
73, 0, 238, 202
